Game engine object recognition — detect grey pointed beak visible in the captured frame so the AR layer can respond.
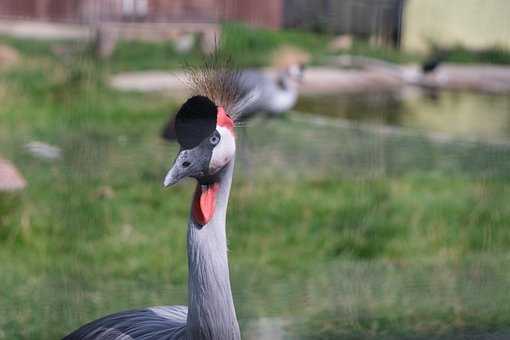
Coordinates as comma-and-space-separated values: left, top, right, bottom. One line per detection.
163, 164, 181, 187
163, 151, 189, 187
163, 147, 211, 188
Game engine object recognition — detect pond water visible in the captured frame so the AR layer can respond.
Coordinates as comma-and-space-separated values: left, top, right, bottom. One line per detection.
296, 90, 510, 143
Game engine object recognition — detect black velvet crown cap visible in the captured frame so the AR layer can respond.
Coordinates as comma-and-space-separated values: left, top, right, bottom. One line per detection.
175, 96, 217, 150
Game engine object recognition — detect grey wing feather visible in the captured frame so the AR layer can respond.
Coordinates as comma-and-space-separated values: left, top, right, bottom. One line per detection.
236, 70, 268, 94
62, 305, 187, 340
235, 70, 275, 119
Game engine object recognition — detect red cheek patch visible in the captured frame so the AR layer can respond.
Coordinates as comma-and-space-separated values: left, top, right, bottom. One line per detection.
217, 107, 235, 133
192, 183, 220, 225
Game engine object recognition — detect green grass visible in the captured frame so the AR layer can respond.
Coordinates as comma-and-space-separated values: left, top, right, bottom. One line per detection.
1, 35, 510, 339
0, 35, 65, 58
4, 22, 510, 75
220, 22, 330, 67
95, 22, 331, 72
106, 23, 417, 69
338, 40, 420, 64
430, 45, 510, 65
107, 40, 204, 71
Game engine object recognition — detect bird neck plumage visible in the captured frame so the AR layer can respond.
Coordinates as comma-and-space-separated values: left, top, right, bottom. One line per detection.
186, 160, 240, 340
277, 71, 299, 90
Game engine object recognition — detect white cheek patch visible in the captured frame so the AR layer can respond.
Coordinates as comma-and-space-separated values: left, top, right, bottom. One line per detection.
210, 126, 235, 172
289, 64, 300, 76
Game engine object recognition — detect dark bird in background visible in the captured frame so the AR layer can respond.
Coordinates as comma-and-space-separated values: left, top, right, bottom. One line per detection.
161, 63, 305, 141
421, 51, 447, 74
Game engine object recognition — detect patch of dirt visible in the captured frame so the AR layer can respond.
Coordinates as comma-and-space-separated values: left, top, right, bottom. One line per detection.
0, 44, 20, 68
0, 158, 26, 192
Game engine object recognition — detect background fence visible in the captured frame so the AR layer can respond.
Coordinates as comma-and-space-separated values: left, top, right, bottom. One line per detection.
0, 0, 404, 47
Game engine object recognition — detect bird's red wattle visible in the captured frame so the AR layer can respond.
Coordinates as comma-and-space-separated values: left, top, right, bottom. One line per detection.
192, 183, 220, 225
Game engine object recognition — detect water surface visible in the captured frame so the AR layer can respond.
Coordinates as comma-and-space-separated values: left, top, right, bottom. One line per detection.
296, 90, 510, 143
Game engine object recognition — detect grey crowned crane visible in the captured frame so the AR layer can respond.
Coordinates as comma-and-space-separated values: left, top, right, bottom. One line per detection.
161, 63, 305, 141
64, 71, 244, 339
233, 63, 305, 121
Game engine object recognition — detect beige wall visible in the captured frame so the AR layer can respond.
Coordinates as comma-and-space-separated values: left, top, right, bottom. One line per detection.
403, 0, 510, 52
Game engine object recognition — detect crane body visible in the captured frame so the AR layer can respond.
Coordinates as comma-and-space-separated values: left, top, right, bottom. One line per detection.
64, 92, 241, 340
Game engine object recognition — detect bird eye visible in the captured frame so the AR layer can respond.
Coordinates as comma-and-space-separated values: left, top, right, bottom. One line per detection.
209, 134, 220, 145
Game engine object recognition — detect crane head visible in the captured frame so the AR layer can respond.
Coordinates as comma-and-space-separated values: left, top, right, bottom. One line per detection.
163, 95, 235, 188
287, 63, 305, 84
277, 63, 306, 90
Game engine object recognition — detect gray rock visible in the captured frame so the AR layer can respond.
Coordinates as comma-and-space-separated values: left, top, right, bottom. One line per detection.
0, 44, 20, 68
25, 141, 62, 160
174, 33, 195, 54
244, 317, 289, 340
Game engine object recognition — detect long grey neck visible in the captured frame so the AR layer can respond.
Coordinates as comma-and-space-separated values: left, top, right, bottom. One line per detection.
186, 160, 240, 340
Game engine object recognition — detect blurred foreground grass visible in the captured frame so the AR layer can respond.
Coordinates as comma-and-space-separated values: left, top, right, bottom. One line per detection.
1, 28, 510, 339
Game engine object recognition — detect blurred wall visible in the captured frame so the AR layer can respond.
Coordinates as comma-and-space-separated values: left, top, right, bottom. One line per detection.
145, 0, 219, 21
0, 0, 220, 23
221, 0, 283, 29
0, 0, 81, 21
403, 0, 510, 52
283, 0, 404, 47
0, 0, 283, 28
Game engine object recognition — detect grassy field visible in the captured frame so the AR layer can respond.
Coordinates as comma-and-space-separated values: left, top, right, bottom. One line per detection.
1, 25, 510, 339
